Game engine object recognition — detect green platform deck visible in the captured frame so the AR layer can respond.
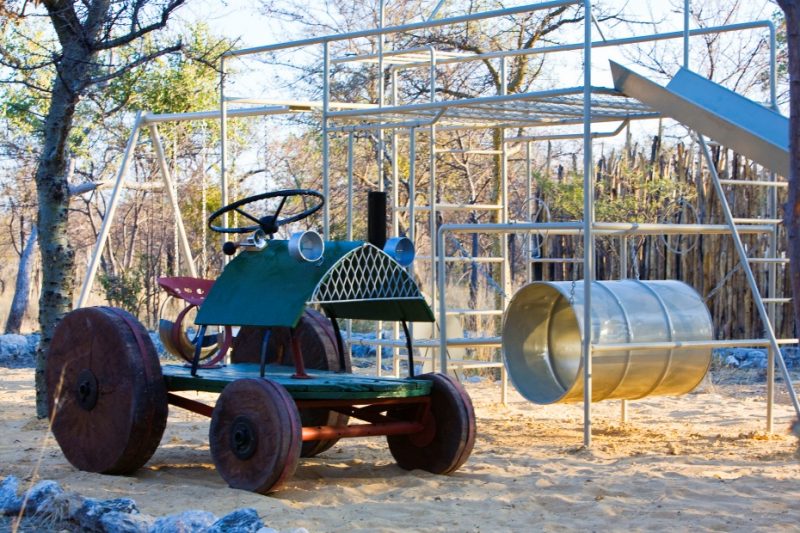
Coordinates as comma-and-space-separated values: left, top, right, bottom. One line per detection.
162, 363, 432, 400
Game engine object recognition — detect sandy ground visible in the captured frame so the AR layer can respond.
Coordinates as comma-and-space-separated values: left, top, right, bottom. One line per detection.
1, 367, 799, 532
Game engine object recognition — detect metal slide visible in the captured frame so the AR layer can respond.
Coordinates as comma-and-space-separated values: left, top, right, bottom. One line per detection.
610, 61, 788, 177
612, 60, 800, 421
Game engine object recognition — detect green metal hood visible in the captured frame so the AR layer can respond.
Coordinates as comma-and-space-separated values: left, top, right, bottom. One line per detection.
196, 240, 434, 327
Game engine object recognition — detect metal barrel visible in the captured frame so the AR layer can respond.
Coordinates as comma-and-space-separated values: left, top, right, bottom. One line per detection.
502, 280, 713, 404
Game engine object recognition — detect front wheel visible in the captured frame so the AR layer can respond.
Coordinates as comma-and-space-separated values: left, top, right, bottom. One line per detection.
387, 373, 476, 475
209, 378, 302, 494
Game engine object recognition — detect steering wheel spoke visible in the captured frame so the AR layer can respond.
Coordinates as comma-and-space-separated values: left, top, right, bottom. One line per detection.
235, 208, 262, 225
273, 196, 289, 220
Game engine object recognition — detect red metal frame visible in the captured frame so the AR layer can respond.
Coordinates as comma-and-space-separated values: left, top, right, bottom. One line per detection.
166, 393, 431, 442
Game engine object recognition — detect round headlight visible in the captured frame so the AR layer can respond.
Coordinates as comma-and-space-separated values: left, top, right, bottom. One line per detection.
288, 230, 325, 263
384, 236, 415, 266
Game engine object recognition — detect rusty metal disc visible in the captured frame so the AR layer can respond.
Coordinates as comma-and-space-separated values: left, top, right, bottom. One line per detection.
209, 378, 301, 494
232, 308, 351, 457
387, 373, 476, 475
46, 306, 168, 475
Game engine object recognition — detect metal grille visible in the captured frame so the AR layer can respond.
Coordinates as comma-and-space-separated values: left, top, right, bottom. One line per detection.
310, 243, 423, 303
326, 88, 658, 129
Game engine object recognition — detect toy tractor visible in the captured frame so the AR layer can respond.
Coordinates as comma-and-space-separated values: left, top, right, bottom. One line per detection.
46, 189, 476, 494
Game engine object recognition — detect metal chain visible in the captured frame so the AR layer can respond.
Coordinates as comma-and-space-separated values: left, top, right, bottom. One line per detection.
569, 228, 581, 305
631, 236, 641, 281
658, 197, 699, 255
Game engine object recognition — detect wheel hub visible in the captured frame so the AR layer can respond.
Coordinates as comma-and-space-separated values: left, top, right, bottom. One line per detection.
230, 416, 258, 460
76, 369, 99, 411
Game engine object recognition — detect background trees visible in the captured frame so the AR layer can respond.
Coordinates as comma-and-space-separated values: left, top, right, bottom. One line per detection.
0, 1, 793, 414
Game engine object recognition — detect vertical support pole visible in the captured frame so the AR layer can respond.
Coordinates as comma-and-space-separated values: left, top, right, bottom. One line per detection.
408, 128, 417, 376
500, 57, 511, 303
220, 58, 229, 244
526, 141, 533, 283
408, 127, 416, 246
347, 132, 354, 241
322, 41, 331, 239
582, 0, 594, 448
438, 226, 448, 376
391, 69, 400, 236
391, 68, 400, 376
500, 57, 512, 404
377, 0, 385, 193
346, 132, 355, 372
77, 112, 143, 308
149, 124, 198, 278
683, 0, 690, 69
428, 46, 439, 374
620, 236, 628, 423
408, 125, 418, 376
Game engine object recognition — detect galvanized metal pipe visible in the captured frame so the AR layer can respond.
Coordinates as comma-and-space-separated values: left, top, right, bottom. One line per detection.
509, 119, 630, 144
378, 0, 385, 195
526, 141, 533, 282
429, 47, 438, 365
391, 69, 400, 236
683, 0, 690, 68
220, 59, 229, 243
77, 112, 143, 308
142, 105, 295, 124
337, 22, 773, 74
582, 0, 594, 448
436, 221, 773, 237
347, 133, 354, 241
408, 127, 416, 246
225, 1, 580, 57
500, 57, 511, 305
322, 42, 331, 238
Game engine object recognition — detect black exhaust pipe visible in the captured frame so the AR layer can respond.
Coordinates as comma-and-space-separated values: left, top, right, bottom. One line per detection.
367, 191, 387, 249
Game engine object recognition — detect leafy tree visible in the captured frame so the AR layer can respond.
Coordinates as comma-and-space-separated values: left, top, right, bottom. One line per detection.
1, 0, 188, 417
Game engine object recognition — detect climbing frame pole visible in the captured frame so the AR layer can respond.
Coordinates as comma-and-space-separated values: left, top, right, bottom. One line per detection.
581, 0, 594, 448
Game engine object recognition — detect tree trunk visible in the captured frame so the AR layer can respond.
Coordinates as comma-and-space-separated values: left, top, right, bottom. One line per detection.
778, 1, 800, 338
35, 78, 81, 417
5, 227, 38, 334
33, 20, 97, 416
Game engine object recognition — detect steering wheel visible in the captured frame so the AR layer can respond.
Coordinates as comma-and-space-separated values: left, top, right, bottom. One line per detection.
208, 189, 324, 235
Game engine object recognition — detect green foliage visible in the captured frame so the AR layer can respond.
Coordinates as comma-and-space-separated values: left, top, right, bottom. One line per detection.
112, 24, 227, 116
540, 164, 695, 224
98, 269, 143, 314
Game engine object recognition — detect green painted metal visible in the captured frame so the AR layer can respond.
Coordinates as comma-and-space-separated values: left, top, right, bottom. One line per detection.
197, 240, 359, 327
196, 239, 434, 327
162, 363, 433, 399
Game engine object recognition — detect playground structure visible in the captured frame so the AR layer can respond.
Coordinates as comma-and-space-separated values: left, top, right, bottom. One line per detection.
73, 0, 799, 450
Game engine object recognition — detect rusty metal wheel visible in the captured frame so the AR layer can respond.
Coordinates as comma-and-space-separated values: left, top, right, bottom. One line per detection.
210, 378, 301, 494
232, 308, 350, 457
46, 306, 168, 475
387, 373, 476, 475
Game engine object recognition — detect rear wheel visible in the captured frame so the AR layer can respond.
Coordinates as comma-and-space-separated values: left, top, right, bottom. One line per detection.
387, 373, 476, 474
46, 306, 168, 474
232, 308, 350, 457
